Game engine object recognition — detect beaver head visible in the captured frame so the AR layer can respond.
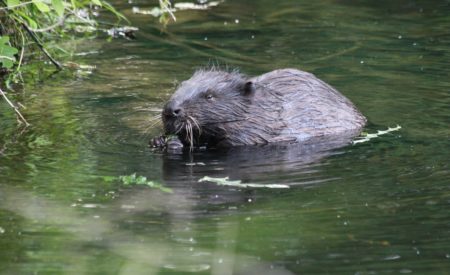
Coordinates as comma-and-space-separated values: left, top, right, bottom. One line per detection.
162, 70, 255, 147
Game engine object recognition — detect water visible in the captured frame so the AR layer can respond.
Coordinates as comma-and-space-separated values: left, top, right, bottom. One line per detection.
1, 0, 449, 274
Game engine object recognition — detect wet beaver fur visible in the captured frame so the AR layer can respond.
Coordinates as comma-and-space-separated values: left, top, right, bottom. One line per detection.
152, 68, 366, 148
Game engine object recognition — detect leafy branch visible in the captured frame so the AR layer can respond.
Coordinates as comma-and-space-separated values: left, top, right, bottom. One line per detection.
0, 0, 128, 125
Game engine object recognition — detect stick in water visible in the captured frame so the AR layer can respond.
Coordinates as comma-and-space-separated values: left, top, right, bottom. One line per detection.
0, 87, 30, 126
21, 23, 62, 70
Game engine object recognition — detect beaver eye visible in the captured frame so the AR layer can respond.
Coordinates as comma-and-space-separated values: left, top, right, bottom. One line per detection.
205, 94, 214, 100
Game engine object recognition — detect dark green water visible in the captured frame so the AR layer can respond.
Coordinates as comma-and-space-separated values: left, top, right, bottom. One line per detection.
1, 0, 449, 274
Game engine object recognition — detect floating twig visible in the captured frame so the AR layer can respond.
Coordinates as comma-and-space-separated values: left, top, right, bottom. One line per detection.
199, 176, 290, 189
352, 125, 402, 144
0, 87, 30, 126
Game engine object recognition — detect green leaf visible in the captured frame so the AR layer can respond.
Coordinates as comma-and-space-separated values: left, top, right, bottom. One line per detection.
0, 37, 9, 44
52, 0, 65, 17
6, 0, 20, 8
91, 0, 102, 7
16, 11, 39, 29
101, 176, 117, 182
101, 173, 172, 193
33, 0, 51, 12
28, 135, 53, 148
0, 36, 18, 69
0, 59, 14, 69
102, 1, 128, 22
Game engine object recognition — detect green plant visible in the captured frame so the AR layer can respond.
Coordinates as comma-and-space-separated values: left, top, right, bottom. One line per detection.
0, 0, 127, 125
0, 36, 18, 69
0, 0, 126, 73
158, 0, 176, 25
2, 0, 126, 32
103, 173, 173, 193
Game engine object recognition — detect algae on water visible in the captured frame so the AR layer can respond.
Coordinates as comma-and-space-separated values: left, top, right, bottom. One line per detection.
103, 173, 172, 193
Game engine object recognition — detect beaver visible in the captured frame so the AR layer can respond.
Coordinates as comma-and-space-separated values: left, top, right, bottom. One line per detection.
151, 68, 366, 148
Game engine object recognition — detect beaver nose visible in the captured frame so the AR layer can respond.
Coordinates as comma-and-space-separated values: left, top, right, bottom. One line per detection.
163, 102, 183, 118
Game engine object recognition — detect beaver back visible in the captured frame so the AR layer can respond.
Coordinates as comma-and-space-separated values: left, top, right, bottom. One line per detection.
250, 69, 366, 142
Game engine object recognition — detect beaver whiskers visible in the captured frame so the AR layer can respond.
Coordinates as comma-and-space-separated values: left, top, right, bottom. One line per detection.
148, 113, 162, 127
174, 115, 202, 149
179, 117, 250, 148
143, 113, 162, 139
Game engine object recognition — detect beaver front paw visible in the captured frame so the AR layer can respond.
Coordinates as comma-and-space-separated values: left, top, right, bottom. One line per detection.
149, 135, 184, 150
149, 135, 167, 148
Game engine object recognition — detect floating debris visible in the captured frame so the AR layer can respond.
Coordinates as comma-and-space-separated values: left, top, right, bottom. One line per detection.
63, 62, 96, 71
384, 254, 401, 261
102, 173, 172, 193
132, 6, 166, 17
105, 26, 138, 39
132, 1, 222, 17
185, 162, 206, 166
81, 203, 102, 208
198, 176, 290, 189
352, 125, 401, 144
174, 1, 221, 10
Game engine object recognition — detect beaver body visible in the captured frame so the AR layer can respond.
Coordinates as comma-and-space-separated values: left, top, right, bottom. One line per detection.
157, 68, 366, 148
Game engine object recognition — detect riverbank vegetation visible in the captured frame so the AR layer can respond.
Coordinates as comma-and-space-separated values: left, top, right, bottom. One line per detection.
0, 0, 179, 125
0, 0, 126, 80
0, 0, 129, 125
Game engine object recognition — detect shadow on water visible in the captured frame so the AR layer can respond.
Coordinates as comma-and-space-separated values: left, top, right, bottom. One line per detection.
160, 134, 358, 188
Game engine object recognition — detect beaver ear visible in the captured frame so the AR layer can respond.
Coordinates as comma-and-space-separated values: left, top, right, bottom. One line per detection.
241, 81, 255, 97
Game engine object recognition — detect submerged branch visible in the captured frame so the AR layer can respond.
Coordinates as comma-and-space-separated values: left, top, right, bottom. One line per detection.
0, 87, 30, 126
21, 23, 63, 70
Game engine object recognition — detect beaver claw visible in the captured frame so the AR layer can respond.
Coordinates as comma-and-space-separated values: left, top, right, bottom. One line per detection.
149, 135, 184, 151
149, 135, 167, 148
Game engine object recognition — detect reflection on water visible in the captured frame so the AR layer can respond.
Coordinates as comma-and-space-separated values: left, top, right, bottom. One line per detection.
1, 0, 449, 274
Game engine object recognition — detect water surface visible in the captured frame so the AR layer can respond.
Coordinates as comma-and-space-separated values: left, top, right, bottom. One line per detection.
1, 0, 449, 274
